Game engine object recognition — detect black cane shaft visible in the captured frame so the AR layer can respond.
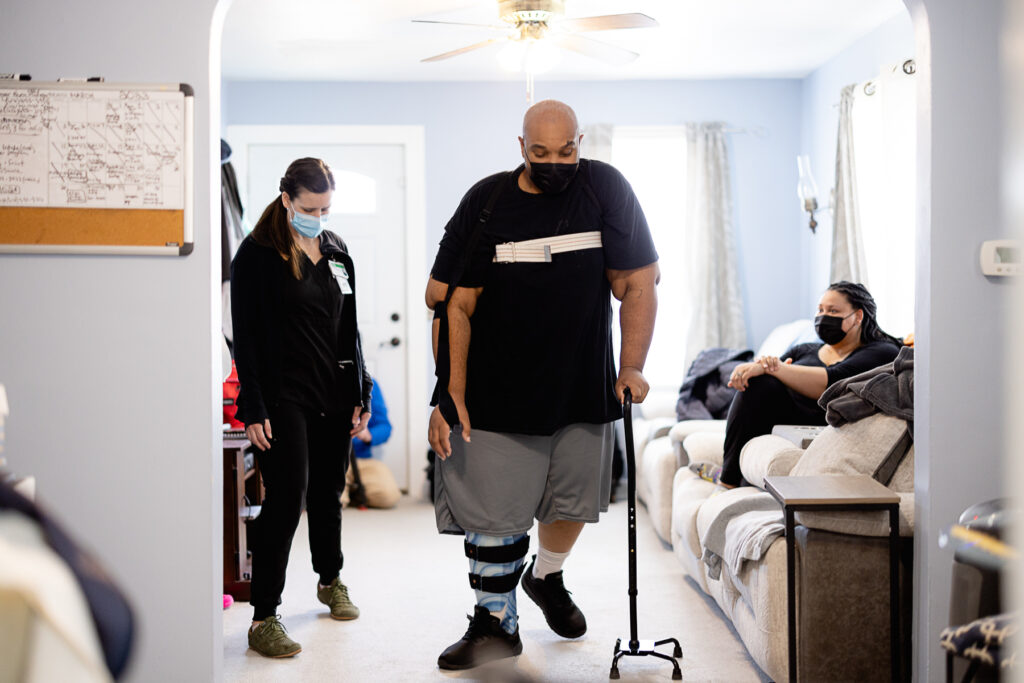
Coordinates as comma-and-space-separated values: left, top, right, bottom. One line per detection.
623, 390, 640, 647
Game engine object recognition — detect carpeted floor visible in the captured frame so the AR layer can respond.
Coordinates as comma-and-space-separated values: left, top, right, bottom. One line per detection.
222, 494, 770, 683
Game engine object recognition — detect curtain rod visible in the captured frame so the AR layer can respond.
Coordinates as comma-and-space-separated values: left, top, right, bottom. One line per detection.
833, 58, 915, 106
722, 125, 768, 138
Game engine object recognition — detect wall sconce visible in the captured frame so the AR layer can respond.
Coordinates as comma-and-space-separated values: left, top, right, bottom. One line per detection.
796, 154, 820, 233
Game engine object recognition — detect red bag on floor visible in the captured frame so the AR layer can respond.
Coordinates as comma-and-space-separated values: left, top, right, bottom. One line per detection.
223, 360, 244, 429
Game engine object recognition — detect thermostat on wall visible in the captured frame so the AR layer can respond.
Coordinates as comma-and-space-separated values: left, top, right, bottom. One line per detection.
980, 240, 1021, 276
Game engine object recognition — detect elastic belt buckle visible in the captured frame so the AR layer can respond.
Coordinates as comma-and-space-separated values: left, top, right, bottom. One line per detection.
496, 242, 513, 264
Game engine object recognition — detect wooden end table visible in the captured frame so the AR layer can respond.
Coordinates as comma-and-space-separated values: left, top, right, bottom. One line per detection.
764, 475, 901, 683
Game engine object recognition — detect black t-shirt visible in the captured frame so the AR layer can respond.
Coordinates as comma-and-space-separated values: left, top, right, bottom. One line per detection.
431, 159, 658, 435
278, 254, 347, 413
783, 339, 902, 412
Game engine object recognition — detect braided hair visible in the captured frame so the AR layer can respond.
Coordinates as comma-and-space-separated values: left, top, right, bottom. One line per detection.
827, 281, 903, 347
251, 158, 335, 279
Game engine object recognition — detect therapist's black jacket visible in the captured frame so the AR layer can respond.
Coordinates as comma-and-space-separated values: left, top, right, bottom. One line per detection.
230, 230, 373, 426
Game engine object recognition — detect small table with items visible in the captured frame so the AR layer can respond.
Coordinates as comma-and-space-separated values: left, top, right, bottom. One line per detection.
223, 434, 263, 601
764, 475, 901, 683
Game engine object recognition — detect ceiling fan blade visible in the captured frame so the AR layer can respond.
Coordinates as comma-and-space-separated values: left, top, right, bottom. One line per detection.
551, 34, 639, 65
421, 38, 506, 63
557, 13, 659, 33
412, 20, 508, 30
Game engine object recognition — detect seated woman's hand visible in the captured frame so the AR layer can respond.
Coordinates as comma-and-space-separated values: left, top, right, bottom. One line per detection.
757, 355, 794, 374
728, 361, 764, 391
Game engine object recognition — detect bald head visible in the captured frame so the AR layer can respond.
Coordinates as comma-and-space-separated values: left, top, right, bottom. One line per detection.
522, 99, 579, 140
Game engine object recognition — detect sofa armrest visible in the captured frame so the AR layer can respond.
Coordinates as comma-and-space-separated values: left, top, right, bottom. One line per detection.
740, 435, 805, 489
681, 431, 726, 468
669, 420, 726, 466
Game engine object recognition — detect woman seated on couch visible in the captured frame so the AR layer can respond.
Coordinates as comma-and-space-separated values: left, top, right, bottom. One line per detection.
706, 281, 902, 488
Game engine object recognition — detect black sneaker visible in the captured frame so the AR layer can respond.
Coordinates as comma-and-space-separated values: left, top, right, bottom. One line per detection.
521, 556, 587, 638
437, 605, 523, 670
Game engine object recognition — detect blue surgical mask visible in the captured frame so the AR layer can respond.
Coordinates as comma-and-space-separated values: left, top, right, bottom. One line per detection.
290, 209, 325, 238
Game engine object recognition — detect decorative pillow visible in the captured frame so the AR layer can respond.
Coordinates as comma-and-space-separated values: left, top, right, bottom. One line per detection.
789, 413, 911, 480
791, 414, 916, 536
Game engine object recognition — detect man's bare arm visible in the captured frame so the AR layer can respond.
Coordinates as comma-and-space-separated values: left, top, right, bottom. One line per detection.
426, 276, 448, 363
446, 285, 483, 413
607, 262, 660, 403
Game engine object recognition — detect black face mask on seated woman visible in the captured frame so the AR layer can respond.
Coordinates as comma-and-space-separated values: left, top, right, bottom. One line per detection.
814, 312, 855, 345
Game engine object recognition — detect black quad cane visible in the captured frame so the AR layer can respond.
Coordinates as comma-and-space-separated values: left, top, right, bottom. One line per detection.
609, 388, 683, 680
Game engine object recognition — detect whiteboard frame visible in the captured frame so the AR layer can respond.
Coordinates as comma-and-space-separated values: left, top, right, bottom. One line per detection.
0, 81, 194, 256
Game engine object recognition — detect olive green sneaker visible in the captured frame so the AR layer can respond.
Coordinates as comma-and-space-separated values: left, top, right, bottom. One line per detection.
248, 615, 301, 658
317, 578, 360, 620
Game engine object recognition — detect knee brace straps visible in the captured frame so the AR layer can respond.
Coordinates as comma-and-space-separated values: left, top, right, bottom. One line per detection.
465, 534, 529, 593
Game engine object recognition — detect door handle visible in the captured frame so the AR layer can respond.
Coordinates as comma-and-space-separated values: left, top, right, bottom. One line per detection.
379, 337, 401, 348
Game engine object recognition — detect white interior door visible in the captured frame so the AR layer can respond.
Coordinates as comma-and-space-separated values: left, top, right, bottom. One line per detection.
227, 126, 427, 494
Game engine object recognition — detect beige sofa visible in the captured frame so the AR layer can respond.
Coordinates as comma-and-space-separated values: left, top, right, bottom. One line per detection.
662, 413, 914, 681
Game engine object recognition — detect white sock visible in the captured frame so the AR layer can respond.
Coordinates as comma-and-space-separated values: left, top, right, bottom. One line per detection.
533, 547, 570, 579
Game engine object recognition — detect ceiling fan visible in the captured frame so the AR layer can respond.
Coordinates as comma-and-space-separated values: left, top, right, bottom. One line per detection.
414, 0, 659, 67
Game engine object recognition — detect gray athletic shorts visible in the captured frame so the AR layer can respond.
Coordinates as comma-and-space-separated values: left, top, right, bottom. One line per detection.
434, 421, 615, 536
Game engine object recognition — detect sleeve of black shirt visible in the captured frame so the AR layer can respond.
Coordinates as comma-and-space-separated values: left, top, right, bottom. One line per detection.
430, 173, 505, 289
588, 160, 659, 271
229, 238, 269, 426
825, 340, 902, 385
781, 342, 822, 364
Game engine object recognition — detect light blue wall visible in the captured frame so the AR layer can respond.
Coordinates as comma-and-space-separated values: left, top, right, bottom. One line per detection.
0, 0, 222, 681
224, 78, 804, 350
798, 13, 916, 311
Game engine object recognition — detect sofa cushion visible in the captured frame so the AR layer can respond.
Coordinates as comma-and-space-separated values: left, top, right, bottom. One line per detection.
680, 431, 726, 468
639, 436, 677, 543
670, 469, 717, 591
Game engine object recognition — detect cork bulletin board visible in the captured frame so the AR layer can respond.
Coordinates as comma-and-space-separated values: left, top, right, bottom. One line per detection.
0, 81, 194, 255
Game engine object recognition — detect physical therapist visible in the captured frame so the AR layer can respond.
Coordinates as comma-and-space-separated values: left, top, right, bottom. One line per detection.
230, 157, 373, 658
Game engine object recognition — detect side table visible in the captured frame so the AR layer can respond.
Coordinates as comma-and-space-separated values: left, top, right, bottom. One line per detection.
764, 475, 901, 683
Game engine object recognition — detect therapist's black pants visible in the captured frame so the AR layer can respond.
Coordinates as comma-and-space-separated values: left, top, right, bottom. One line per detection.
720, 376, 826, 487
250, 401, 349, 621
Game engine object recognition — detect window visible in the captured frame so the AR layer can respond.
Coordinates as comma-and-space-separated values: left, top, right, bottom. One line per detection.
611, 127, 689, 391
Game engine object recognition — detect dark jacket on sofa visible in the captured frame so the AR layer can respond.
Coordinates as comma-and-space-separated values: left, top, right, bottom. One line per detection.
676, 347, 753, 420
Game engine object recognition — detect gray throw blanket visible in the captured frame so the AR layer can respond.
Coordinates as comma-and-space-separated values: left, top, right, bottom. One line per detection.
818, 345, 914, 432
701, 491, 780, 580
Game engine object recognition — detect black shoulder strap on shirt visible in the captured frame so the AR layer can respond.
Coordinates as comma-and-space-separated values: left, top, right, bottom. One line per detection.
432, 173, 508, 413
442, 172, 508, 307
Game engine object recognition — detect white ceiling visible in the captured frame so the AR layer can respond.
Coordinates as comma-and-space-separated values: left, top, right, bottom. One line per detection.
221, 0, 907, 82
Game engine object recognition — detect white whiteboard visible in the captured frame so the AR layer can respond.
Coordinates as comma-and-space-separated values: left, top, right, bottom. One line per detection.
0, 84, 186, 210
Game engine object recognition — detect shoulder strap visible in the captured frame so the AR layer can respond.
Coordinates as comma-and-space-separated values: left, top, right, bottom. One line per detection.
443, 172, 508, 306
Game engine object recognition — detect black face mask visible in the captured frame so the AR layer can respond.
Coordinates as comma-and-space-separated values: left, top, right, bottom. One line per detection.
528, 161, 578, 194
814, 312, 855, 345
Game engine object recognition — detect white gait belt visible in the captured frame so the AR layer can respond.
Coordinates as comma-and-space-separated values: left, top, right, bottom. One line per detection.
492, 231, 603, 264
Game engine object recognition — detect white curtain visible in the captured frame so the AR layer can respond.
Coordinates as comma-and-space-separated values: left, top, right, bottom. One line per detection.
582, 123, 614, 163
850, 65, 917, 336
831, 84, 869, 284
683, 122, 746, 366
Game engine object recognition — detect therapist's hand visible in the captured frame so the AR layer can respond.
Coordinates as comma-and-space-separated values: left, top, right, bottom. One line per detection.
245, 419, 273, 451
428, 406, 453, 460
350, 406, 370, 437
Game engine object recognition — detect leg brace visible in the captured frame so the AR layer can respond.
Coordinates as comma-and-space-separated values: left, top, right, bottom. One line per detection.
465, 532, 530, 634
